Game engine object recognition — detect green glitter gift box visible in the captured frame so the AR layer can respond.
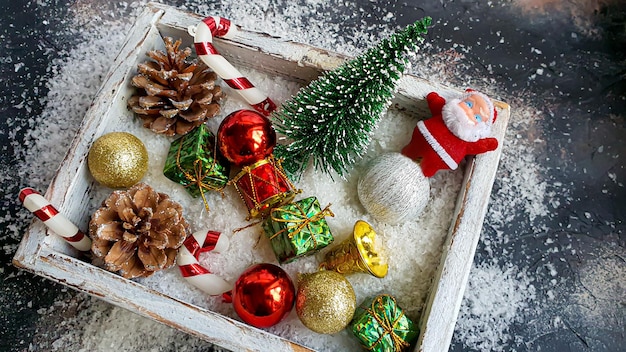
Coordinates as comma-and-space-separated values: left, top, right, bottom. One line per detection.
163, 124, 230, 201
351, 294, 419, 352
262, 196, 334, 264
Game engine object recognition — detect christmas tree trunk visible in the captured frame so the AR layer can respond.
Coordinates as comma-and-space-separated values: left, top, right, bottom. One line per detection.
271, 17, 431, 179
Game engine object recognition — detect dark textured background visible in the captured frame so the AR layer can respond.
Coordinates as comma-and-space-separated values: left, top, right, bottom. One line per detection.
1, 0, 624, 351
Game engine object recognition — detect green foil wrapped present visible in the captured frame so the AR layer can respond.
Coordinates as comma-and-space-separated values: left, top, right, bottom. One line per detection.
163, 124, 230, 206
351, 294, 419, 352
262, 196, 334, 264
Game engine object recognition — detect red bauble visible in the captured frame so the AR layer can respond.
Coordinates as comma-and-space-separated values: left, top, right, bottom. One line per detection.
217, 109, 276, 166
232, 263, 295, 328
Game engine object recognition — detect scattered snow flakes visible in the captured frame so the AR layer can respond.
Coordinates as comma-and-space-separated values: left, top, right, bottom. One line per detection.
495, 30, 505, 44
454, 260, 536, 352
545, 262, 558, 277
608, 172, 617, 183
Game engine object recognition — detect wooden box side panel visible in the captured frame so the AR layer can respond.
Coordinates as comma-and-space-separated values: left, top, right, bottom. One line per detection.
27, 247, 306, 352
154, 4, 345, 84
416, 104, 510, 352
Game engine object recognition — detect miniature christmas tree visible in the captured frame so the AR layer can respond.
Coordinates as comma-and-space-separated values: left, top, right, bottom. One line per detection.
271, 17, 431, 178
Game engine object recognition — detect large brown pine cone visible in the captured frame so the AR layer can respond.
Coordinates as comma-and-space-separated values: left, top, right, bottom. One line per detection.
89, 183, 190, 279
128, 37, 222, 136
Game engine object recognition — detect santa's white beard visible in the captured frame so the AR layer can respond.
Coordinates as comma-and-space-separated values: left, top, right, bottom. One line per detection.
442, 98, 492, 142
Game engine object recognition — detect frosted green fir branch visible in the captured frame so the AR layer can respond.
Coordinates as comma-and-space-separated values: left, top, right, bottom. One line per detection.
271, 17, 432, 179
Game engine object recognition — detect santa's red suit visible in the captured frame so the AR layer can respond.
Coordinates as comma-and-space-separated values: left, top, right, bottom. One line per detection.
401, 91, 499, 177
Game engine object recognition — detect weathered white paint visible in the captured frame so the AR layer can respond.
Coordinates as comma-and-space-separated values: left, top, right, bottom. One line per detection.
13, 3, 510, 352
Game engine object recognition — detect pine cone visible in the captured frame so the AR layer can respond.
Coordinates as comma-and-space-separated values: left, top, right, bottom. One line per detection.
89, 183, 190, 279
128, 37, 223, 136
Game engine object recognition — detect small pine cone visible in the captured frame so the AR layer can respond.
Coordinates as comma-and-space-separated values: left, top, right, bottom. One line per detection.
128, 37, 223, 136
89, 183, 190, 279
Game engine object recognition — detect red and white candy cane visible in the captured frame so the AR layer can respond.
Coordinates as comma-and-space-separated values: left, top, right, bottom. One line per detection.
177, 229, 232, 297
18, 188, 91, 252
189, 16, 277, 116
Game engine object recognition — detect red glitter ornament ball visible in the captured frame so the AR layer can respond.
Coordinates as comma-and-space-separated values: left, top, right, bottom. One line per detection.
232, 263, 295, 328
217, 109, 276, 166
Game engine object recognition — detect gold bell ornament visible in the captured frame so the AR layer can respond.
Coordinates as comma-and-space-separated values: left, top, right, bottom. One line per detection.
319, 220, 388, 278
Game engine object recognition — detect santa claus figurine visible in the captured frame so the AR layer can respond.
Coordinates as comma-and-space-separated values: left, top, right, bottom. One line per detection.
401, 89, 499, 177
357, 89, 499, 224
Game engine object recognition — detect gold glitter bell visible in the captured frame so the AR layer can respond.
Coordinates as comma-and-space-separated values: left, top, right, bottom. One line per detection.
319, 220, 388, 278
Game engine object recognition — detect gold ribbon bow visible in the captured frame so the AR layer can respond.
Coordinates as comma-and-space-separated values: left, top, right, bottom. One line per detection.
364, 295, 410, 351
176, 135, 225, 212
268, 201, 334, 249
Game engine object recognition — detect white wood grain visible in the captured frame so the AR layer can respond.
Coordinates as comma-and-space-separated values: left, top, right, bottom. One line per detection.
416, 103, 510, 351
13, 3, 510, 351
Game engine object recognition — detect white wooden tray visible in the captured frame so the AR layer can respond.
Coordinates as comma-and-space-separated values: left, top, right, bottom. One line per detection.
13, 3, 510, 351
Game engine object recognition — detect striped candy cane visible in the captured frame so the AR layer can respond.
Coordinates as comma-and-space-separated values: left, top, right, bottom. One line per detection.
189, 16, 277, 116
177, 229, 232, 297
18, 188, 91, 252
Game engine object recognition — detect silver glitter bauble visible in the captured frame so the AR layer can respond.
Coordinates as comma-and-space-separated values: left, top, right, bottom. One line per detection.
357, 152, 430, 224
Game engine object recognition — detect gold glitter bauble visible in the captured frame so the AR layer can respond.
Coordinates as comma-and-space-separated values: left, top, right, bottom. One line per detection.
88, 132, 149, 188
295, 270, 356, 334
